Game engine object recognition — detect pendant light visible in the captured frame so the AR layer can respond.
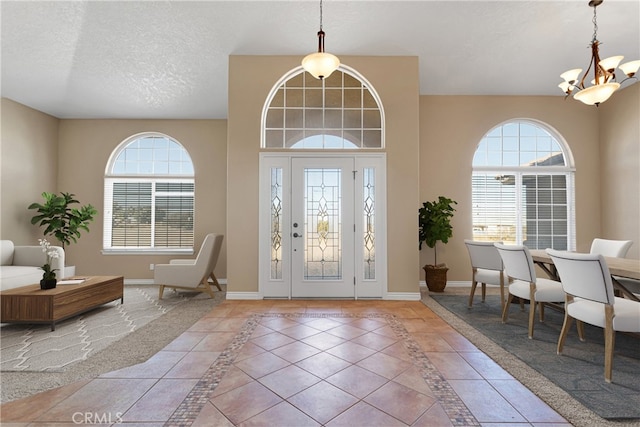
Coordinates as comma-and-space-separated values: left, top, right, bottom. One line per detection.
301, 0, 340, 80
558, 0, 640, 106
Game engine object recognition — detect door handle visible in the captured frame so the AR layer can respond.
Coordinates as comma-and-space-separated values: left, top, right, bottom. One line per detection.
293, 232, 302, 238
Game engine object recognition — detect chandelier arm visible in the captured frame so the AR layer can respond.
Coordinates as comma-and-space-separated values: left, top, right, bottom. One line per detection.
592, 45, 611, 84
578, 40, 611, 89
618, 75, 638, 86
578, 51, 595, 89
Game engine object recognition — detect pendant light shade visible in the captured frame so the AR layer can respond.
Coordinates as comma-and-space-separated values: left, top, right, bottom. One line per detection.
573, 82, 620, 105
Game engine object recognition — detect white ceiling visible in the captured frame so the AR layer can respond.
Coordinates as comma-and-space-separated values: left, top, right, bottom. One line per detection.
2, 1, 639, 119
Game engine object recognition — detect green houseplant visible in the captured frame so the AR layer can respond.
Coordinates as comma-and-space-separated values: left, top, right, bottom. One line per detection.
419, 196, 457, 292
28, 192, 97, 250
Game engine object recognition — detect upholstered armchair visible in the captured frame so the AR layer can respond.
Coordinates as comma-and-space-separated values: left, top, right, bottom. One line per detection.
154, 233, 224, 299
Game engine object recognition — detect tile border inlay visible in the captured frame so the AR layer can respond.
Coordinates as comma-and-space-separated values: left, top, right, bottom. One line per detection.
165, 312, 479, 426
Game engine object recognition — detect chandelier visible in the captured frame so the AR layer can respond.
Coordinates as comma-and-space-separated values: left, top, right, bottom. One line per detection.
558, 0, 640, 106
301, 0, 340, 80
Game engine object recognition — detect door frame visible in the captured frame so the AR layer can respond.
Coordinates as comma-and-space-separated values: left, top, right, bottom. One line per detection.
258, 152, 387, 299
290, 157, 355, 298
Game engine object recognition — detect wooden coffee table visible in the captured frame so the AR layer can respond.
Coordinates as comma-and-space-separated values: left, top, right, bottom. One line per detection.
0, 276, 124, 331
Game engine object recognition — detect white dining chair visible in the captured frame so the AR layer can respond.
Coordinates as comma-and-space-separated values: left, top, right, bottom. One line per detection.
546, 249, 640, 383
494, 243, 565, 339
464, 240, 505, 310
590, 238, 633, 258
590, 238, 635, 298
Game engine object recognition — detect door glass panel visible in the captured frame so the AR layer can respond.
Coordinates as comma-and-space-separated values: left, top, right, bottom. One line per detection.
304, 168, 342, 280
363, 168, 375, 279
271, 168, 283, 279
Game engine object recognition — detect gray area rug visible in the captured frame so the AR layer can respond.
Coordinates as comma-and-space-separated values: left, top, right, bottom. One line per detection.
2, 286, 201, 372
0, 284, 225, 403
425, 292, 640, 423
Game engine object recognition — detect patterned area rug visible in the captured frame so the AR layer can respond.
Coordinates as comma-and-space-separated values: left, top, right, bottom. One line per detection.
427, 294, 640, 421
1, 286, 206, 372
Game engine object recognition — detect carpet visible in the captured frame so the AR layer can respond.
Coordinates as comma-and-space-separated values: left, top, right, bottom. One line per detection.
425, 293, 640, 421
0, 285, 225, 403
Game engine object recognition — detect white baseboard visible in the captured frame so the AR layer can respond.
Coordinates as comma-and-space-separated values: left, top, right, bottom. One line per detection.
124, 278, 228, 286
237, 293, 421, 301
419, 280, 471, 288
385, 292, 421, 301
122, 280, 468, 297
444, 280, 471, 288
124, 279, 154, 286
226, 292, 262, 300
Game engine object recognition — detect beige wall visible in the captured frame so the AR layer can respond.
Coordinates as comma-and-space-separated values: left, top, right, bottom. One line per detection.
598, 84, 640, 260
420, 95, 605, 281
227, 56, 420, 294
0, 114, 227, 279
55, 119, 228, 278
1, 99, 59, 244
2, 68, 637, 290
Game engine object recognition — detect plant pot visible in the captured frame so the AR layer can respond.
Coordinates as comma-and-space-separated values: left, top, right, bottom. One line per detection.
40, 278, 57, 290
423, 264, 448, 292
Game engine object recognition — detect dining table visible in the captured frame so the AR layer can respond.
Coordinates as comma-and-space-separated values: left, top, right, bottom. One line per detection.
530, 249, 640, 302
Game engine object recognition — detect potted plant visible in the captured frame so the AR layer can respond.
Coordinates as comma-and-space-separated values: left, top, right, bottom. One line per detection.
419, 196, 457, 292
28, 192, 97, 276
38, 238, 59, 289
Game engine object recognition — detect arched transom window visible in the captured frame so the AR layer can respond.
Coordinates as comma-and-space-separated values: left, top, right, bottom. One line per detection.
103, 133, 195, 253
262, 66, 384, 149
472, 120, 576, 250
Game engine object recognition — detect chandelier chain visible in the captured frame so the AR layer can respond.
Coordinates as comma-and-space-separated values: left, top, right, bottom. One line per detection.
591, 5, 598, 43
319, 0, 324, 31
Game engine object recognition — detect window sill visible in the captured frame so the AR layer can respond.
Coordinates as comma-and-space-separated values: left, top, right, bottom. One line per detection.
101, 248, 194, 256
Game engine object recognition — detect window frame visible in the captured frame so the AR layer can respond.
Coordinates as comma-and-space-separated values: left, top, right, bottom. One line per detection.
471, 120, 576, 251
103, 132, 195, 255
261, 64, 385, 150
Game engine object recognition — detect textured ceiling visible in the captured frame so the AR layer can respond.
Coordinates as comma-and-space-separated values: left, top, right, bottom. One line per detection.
1, 1, 639, 119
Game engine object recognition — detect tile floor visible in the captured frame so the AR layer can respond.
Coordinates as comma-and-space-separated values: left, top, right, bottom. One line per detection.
0, 298, 571, 426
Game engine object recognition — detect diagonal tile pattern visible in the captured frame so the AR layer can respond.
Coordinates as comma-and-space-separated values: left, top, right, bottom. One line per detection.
0, 299, 571, 426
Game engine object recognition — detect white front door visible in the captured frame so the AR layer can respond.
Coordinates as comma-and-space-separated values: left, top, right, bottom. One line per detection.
259, 154, 386, 299
291, 157, 355, 298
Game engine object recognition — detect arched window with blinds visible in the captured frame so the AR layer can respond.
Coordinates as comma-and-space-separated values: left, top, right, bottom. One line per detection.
103, 133, 195, 253
471, 120, 576, 250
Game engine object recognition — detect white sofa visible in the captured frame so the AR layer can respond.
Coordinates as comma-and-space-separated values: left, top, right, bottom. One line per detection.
0, 240, 65, 291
